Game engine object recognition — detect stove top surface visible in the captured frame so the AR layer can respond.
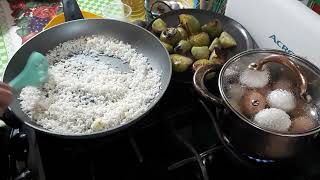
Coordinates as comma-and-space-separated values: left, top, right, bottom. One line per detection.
3, 82, 320, 180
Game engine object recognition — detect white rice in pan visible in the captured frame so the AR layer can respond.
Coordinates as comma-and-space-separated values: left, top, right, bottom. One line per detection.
19, 36, 162, 135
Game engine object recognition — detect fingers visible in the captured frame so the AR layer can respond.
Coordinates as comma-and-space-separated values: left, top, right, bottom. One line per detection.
0, 87, 13, 108
0, 107, 5, 117
0, 82, 13, 117
0, 82, 12, 91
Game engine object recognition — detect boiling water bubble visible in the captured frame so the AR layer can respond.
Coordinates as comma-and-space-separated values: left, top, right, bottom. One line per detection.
267, 89, 296, 112
272, 78, 294, 91
225, 68, 239, 81
226, 84, 245, 113
225, 69, 237, 76
253, 108, 291, 132
227, 84, 245, 102
239, 69, 270, 88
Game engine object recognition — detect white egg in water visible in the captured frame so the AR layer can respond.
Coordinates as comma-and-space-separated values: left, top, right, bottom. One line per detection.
253, 108, 291, 132
267, 89, 296, 112
272, 78, 294, 91
227, 84, 245, 102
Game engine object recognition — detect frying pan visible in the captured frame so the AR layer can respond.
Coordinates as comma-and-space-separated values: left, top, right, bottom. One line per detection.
146, 9, 255, 84
1, 0, 172, 138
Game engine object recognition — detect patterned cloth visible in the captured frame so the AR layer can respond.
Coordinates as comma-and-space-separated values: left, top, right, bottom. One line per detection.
0, 32, 8, 77
0, 0, 120, 78
78, 0, 115, 15
0, 0, 61, 78
0, 0, 212, 78
0, 0, 168, 76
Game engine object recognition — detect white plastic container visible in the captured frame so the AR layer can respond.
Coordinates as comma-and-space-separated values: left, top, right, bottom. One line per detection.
225, 0, 320, 68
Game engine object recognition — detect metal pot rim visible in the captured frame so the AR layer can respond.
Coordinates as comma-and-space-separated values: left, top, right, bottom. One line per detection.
218, 49, 320, 137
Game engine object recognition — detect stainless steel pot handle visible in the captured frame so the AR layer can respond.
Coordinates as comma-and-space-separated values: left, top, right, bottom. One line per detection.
248, 54, 311, 102
193, 64, 225, 106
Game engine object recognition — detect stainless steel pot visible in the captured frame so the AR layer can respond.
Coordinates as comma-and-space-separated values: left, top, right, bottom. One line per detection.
193, 49, 320, 160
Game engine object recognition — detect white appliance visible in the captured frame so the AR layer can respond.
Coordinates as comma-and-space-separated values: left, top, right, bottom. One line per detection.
225, 0, 320, 68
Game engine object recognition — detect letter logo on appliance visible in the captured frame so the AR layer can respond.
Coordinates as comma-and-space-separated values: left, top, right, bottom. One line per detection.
269, 35, 294, 55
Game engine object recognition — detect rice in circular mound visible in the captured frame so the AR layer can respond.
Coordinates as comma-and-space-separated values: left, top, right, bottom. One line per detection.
19, 36, 162, 135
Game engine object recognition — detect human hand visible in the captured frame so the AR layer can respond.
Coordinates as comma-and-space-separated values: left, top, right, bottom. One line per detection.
0, 82, 13, 117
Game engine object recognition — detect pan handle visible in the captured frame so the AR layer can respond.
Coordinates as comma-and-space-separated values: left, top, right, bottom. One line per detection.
62, 0, 84, 22
1, 109, 22, 129
193, 64, 225, 106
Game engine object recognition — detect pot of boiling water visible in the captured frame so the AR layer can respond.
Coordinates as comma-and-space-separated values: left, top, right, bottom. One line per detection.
193, 49, 320, 160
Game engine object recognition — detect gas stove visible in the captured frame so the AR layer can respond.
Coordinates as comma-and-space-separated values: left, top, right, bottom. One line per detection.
2, 82, 320, 180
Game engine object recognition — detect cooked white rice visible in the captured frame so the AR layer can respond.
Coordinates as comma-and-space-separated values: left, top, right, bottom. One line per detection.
19, 36, 162, 135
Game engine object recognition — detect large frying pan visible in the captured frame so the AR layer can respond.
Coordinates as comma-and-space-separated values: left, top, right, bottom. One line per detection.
1, 0, 171, 138
146, 9, 255, 84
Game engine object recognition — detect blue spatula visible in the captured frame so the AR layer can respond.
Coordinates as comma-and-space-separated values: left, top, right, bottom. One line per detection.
8, 52, 49, 91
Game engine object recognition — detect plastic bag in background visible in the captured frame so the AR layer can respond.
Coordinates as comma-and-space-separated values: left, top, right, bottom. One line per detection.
225, 0, 320, 68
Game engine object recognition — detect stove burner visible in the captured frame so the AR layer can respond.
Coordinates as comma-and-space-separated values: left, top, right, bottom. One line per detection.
246, 155, 275, 164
